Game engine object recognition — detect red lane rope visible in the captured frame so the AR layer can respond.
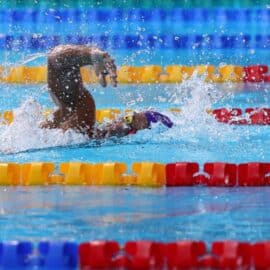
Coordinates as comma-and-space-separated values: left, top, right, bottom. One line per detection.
212, 108, 270, 125
166, 162, 270, 186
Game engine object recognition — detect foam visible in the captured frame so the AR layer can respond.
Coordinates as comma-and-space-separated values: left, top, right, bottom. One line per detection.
133, 73, 239, 145
0, 98, 88, 154
0, 74, 241, 154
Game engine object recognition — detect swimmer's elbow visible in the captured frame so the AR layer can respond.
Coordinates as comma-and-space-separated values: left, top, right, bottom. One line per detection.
47, 47, 68, 68
48, 45, 93, 68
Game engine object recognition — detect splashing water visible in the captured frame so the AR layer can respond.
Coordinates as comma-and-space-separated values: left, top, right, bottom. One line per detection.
2, 52, 47, 77
0, 74, 240, 154
133, 73, 239, 145
19, 52, 47, 66
0, 98, 88, 154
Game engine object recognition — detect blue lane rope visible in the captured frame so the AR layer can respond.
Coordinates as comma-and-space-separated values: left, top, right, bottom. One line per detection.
0, 8, 269, 23
0, 34, 269, 50
1, 240, 270, 269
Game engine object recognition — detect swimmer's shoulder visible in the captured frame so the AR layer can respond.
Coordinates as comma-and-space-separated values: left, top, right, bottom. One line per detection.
49, 44, 89, 55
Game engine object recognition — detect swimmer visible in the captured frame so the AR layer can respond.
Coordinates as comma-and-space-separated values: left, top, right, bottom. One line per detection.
41, 45, 173, 138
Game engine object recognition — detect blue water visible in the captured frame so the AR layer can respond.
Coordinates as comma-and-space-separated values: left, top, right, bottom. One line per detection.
2, 49, 270, 66
0, 7, 270, 243
0, 79, 269, 243
0, 186, 269, 243
0, 82, 270, 164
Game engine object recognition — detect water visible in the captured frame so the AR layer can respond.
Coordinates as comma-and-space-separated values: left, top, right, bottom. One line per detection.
0, 75, 269, 163
0, 186, 269, 243
1, 49, 270, 67
0, 6, 269, 243
0, 71, 269, 242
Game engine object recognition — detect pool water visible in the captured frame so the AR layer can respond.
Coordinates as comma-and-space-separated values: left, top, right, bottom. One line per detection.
0, 71, 270, 242
0, 5, 270, 244
0, 78, 270, 164
0, 186, 269, 243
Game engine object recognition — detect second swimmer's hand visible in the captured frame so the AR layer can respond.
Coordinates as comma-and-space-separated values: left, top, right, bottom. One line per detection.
91, 48, 117, 87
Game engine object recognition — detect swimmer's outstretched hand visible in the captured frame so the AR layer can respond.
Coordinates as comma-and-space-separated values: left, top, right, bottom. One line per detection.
91, 48, 117, 87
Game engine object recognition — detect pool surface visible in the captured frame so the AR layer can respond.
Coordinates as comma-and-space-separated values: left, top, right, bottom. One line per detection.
0, 77, 270, 243
0, 3, 270, 247
1, 81, 270, 164
0, 186, 269, 243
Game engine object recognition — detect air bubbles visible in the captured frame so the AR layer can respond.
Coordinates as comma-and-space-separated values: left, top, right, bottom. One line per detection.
162, 72, 239, 146
126, 100, 136, 107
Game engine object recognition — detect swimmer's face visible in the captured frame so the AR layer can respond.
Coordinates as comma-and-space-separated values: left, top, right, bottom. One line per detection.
131, 112, 149, 131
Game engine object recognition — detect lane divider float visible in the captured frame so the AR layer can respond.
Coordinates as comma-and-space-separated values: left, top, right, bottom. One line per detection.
2, 107, 270, 126
212, 107, 270, 125
0, 108, 128, 125
0, 240, 269, 269
2, 8, 270, 23
0, 64, 270, 84
0, 34, 269, 50
0, 162, 165, 187
0, 161, 270, 187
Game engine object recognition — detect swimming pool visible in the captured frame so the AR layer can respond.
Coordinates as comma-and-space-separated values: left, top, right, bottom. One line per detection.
0, 3, 270, 268
1, 81, 270, 163
0, 67, 270, 245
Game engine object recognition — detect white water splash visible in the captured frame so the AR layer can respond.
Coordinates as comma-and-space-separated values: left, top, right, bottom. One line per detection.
174, 76, 238, 142
0, 98, 88, 154
0, 74, 240, 154
135, 73, 239, 144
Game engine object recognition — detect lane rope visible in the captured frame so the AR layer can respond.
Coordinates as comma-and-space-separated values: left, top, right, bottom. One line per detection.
2, 107, 270, 126
1, 8, 270, 23
0, 34, 268, 50
0, 161, 269, 187
0, 240, 269, 269
1, 65, 270, 83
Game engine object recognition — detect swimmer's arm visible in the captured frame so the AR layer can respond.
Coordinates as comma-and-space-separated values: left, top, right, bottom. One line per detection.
40, 112, 88, 134
93, 119, 132, 139
51, 114, 80, 132
40, 110, 61, 129
48, 45, 117, 87
49, 45, 95, 67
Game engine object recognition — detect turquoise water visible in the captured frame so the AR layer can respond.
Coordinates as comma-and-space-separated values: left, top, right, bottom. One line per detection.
0, 186, 269, 243
0, 77, 270, 243
0, 81, 270, 164
2, 49, 270, 67
0, 7, 270, 243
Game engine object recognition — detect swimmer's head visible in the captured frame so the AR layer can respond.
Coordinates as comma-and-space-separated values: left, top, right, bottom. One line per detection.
125, 111, 173, 131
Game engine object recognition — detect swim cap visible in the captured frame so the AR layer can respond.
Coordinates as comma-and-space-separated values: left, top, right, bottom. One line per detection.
144, 111, 173, 128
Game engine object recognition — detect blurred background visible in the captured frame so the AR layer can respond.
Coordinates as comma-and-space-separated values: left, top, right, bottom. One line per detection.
0, 0, 268, 66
